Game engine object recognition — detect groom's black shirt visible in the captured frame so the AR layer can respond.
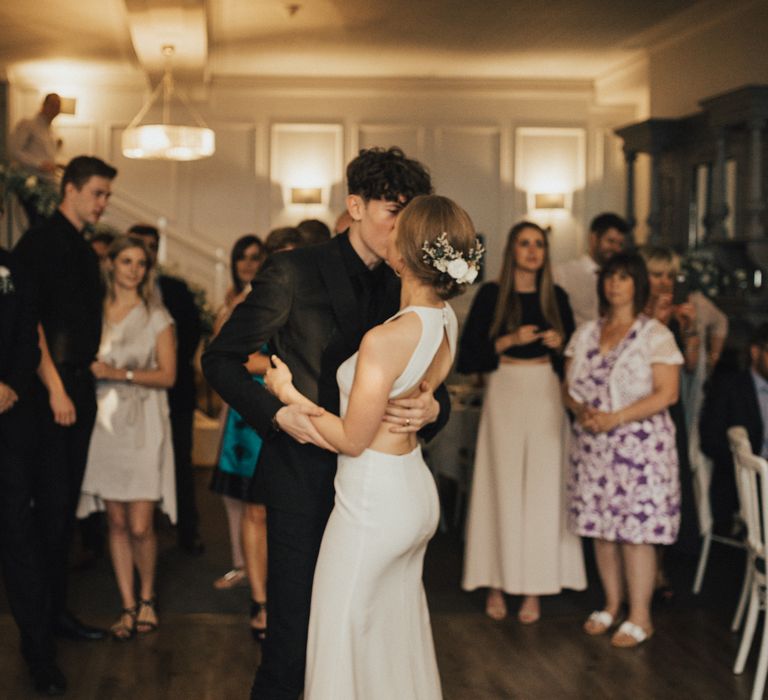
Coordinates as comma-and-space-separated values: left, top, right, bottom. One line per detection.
338, 233, 388, 331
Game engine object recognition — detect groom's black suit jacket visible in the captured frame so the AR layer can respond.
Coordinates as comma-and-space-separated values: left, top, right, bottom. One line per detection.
203, 232, 450, 515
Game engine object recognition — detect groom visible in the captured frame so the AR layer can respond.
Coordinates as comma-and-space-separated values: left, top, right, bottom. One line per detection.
203, 146, 449, 700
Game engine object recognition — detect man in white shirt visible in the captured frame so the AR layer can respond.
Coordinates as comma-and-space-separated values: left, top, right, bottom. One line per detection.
9, 93, 62, 180
554, 212, 629, 326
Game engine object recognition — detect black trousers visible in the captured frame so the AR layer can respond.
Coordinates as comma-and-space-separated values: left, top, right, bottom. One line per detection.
250, 505, 332, 700
34, 367, 97, 618
0, 445, 57, 668
169, 403, 200, 541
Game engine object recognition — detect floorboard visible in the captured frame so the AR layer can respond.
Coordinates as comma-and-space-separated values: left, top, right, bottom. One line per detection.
0, 469, 760, 699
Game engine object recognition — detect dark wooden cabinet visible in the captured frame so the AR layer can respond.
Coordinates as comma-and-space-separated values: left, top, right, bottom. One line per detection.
615, 85, 768, 322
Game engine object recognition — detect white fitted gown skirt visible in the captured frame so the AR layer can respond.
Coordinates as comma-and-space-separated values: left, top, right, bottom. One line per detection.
304, 445, 442, 700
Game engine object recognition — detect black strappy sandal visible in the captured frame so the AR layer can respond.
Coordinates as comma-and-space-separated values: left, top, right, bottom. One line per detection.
250, 600, 267, 642
136, 597, 159, 634
110, 605, 137, 641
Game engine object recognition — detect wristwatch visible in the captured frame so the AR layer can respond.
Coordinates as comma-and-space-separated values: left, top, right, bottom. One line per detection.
125, 370, 135, 383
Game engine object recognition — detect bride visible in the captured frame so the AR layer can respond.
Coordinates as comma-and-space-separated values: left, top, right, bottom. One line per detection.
265, 194, 483, 700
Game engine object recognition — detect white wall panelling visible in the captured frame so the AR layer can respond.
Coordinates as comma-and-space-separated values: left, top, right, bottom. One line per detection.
269, 122, 344, 228
357, 124, 426, 163
514, 126, 587, 263
5, 76, 635, 297
432, 126, 504, 277
56, 122, 97, 162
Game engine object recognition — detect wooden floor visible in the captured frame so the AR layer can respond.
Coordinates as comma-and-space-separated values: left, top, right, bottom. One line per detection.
0, 471, 761, 699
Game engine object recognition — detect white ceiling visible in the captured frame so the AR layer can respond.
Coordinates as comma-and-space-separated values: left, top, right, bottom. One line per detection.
0, 0, 712, 83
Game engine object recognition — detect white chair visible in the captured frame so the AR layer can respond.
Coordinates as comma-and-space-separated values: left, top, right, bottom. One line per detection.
729, 426, 768, 700
691, 424, 749, 632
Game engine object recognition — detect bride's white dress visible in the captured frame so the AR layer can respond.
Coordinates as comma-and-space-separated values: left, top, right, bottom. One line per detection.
304, 304, 457, 700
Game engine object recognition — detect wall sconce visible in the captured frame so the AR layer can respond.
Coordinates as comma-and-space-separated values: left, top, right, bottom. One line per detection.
534, 193, 566, 209
59, 97, 77, 115
290, 187, 323, 205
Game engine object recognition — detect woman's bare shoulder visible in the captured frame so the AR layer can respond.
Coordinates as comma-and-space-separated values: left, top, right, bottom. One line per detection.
359, 313, 422, 364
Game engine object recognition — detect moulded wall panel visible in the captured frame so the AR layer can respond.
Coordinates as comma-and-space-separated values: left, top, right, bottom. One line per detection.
432, 126, 503, 277
269, 123, 344, 228
57, 123, 97, 162
187, 125, 262, 249
357, 125, 425, 161
514, 126, 586, 263
108, 125, 176, 216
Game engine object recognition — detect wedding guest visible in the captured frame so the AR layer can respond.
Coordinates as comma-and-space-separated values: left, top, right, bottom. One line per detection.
297, 219, 332, 246
128, 224, 204, 555
700, 324, 767, 530
334, 210, 353, 234
14, 155, 117, 643
565, 252, 682, 648
78, 236, 177, 639
90, 231, 115, 263
681, 290, 729, 433
265, 226, 303, 254
460, 221, 586, 623
8, 93, 63, 226
639, 245, 699, 562
0, 246, 67, 695
554, 213, 629, 326
209, 234, 270, 642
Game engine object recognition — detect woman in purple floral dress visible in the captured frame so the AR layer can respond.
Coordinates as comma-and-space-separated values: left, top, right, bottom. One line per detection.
564, 252, 683, 648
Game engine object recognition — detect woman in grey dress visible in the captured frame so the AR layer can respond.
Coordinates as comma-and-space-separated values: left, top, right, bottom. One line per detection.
78, 236, 177, 640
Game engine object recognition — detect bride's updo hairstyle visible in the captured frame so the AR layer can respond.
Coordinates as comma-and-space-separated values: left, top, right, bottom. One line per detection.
396, 194, 480, 301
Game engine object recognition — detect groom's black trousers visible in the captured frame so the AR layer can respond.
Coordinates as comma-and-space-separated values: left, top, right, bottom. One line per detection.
250, 505, 332, 700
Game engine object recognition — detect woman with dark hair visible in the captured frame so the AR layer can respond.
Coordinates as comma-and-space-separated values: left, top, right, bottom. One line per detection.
209, 234, 270, 640
564, 252, 682, 647
78, 236, 177, 639
460, 221, 585, 624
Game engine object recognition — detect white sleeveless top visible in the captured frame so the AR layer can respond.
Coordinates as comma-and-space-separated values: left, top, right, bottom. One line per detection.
337, 304, 458, 417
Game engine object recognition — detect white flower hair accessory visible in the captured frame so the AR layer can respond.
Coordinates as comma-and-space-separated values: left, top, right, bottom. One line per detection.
421, 232, 484, 285
0, 266, 15, 295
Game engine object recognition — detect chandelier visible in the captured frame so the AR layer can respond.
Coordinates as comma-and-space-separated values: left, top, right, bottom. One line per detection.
122, 45, 215, 161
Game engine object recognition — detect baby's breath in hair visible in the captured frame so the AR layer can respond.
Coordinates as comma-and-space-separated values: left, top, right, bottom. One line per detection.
421, 232, 484, 285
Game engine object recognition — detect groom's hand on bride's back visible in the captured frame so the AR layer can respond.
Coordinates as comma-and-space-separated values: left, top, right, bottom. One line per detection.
275, 404, 338, 452
384, 381, 439, 433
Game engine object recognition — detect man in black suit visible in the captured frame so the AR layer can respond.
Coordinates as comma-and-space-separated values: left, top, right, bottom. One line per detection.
127, 224, 204, 554
13, 155, 117, 645
0, 247, 67, 695
700, 324, 768, 529
203, 147, 449, 700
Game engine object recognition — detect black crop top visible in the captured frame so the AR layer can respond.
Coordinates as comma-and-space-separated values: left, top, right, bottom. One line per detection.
457, 282, 575, 376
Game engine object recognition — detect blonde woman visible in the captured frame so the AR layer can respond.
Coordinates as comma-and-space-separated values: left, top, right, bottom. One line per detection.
460, 221, 585, 623
78, 236, 176, 640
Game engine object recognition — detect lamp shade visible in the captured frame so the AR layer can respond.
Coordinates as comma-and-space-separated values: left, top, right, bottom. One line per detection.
122, 124, 215, 161
534, 193, 566, 209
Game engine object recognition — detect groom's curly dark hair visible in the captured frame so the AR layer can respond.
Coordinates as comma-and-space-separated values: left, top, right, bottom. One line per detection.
346, 146, 433, 203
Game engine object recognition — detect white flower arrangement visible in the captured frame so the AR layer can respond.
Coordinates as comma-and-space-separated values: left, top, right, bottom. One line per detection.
421, 232, 484, 285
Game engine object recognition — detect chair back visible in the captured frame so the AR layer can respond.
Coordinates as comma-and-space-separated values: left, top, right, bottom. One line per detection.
728, 426, 768, 568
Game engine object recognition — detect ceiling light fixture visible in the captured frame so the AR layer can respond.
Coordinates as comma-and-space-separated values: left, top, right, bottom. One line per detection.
122, 45, 215, 161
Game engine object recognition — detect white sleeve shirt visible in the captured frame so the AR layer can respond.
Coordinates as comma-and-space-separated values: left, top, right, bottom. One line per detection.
8, 114, 58, 177
554, 254, 600, 328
